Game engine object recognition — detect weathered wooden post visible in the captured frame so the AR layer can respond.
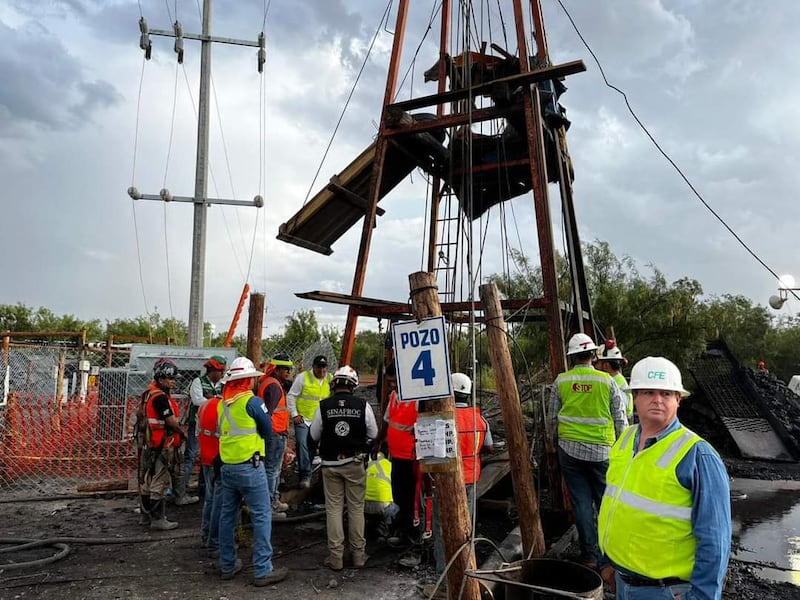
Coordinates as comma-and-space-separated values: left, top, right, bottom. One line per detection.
246, 292, 265, 363
409, 271, 480, 600
479, 282, 546, 557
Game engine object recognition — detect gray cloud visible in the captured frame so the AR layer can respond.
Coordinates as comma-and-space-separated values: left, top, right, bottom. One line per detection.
0, 19, 121, 134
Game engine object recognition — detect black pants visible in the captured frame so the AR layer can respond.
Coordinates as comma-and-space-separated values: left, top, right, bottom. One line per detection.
390, 457, 418, 538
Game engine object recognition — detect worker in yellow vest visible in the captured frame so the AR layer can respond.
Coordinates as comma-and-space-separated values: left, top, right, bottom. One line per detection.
216, 357, 288, 587
364, 452, 398, 541
598, 357, 731, 599
547, 333, 628, 570
286, 354, 332, 488
595, 339, 634, 421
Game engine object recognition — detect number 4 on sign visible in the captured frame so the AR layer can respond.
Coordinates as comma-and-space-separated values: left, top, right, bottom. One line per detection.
411, 350, 436, 386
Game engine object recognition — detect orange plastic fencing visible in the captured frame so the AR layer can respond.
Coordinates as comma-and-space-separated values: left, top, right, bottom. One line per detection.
0, 391, 137, 488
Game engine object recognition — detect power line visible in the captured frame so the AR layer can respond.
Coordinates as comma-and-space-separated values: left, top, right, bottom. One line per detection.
555, 0, 800, 303
302, 0, 394, 206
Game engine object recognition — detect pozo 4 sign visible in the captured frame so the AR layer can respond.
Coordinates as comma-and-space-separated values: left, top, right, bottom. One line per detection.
392, 316, 452, 402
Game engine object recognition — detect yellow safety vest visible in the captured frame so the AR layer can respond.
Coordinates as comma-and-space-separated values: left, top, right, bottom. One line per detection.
365, 455, 393, 503
613, 372, 634, 419
556, 365, 615, 446
296, 370, 332, 420
217, 391, 262, 464
598, 425, 700, 581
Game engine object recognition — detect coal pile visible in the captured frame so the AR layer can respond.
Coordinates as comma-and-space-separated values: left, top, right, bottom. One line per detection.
746, 369, 800, 451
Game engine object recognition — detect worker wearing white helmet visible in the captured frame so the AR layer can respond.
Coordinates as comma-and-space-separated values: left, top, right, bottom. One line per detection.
595, 340, 634, 421
310, 365, 379, 571
547, 333, 628, 571
598, 357, 731, 600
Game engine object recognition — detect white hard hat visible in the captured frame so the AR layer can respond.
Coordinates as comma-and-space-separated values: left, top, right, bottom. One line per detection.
223, 357, 263, 382
566, 333, 598, 356
451, 372, 472, 395
332, 365, 359, 389
627, 356, 689, 397
596, 340, 625, 362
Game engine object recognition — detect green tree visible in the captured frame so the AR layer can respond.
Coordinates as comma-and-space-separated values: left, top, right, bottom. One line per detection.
0, 303, 34, 331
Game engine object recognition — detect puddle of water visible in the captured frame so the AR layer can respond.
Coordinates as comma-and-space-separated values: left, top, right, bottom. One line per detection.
731, 478, 800, 586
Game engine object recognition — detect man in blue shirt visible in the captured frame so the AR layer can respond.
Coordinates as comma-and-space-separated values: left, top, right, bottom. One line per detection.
598, 356, 731, 600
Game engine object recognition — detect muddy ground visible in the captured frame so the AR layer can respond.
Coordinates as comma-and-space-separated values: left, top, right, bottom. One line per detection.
4, 377, 800, 600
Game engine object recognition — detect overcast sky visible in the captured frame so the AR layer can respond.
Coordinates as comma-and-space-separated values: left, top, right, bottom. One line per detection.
1, 0, 798, 341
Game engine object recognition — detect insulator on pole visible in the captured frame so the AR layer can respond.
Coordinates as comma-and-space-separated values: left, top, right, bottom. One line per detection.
160, 188, 173, 202
257, 32, 266, 73
127, 186, 141, 200
173, 21, 184, 64
253, 195, 264, 208
138, 17, 152, 59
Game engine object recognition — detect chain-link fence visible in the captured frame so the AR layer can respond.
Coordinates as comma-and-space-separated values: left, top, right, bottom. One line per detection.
0, 339, 338, 498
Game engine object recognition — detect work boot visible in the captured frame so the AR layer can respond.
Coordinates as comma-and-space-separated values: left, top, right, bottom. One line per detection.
298, 477, 311, 489
272, 510, 287, 520
254, 566, 289, 586
149, 500, 178, 531
174, 494, 200, 506
221, 558, 243, 580
272, 499, 290, 512
419, 583, 447, 599
351, 550, 369, 568
324, 555, 343, 571
138, 496, 151, 525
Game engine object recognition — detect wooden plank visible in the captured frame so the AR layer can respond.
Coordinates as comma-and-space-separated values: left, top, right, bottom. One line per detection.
77, 479, 130, 493
475, 450, 511, 499
389, 59, 586, 112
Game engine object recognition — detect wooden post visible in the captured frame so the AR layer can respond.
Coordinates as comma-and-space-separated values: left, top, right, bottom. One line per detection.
479, 282, 546, 557
106, 335, 114, 368
246, 292, 265, 364
2, 334, 9, 364
409, 271, 480, 600
56, 350, 66, 407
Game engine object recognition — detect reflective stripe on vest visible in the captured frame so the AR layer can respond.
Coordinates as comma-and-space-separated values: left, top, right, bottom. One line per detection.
598, 425, 701, 581
365, 456, 393, 503
217, 392, 262, 464
386, 391, 417, 459
143, 386, 180, 449
197, 396, 222, 466
613, 373, 633, 418
296, 370, 332, 420
455, 406, 487, 485
556, 365, 615, 446
258, 375, 289, 434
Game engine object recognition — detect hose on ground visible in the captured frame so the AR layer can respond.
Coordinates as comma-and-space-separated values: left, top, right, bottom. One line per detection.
0, 532, 196, 572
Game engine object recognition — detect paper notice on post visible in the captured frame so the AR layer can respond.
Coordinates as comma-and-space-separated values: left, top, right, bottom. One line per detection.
415, 413, 457, 460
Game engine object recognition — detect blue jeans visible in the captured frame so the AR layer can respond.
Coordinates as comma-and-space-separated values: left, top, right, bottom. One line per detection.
218, 462, 274, 578
294, 422, 317, 479
558, 448, 608, 564
614, 572, 691, 600
264, 433, 287, 503
183, 427, 199, 490
201, 464, 222, 549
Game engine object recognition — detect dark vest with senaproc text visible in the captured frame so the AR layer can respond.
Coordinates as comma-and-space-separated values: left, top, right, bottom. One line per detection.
319, 392, 367, 463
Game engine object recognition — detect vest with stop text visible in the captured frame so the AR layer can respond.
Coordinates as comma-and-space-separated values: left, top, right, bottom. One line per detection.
556, 365, 615, 446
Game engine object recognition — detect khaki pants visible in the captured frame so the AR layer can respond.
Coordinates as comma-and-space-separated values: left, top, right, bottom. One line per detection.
141, 447, 184, 501
322, 461, 366, 559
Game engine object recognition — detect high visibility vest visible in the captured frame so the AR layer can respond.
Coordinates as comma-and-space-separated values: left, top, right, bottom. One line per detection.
365, 454, 393, 503
217, 391, 262, 464
598, 425, 701, 581
386, 391, 417, 460
455, 405, 488, 485
258, 375, 289, 434
143, 383, 181, 449
188, 375, 223, 424
613, 372, 634, 419
555, 365, 616, 446
296, 370, 332, 420
196, 396, 222, 466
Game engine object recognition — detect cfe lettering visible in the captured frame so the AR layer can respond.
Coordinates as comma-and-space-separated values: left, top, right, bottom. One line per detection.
647, 371, 666, 380
572, 383, 593, 393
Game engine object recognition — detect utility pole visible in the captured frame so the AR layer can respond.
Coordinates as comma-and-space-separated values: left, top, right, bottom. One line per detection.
408, 271, 480, 600
128, 0, 267, 346
246, 293, 265, 364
